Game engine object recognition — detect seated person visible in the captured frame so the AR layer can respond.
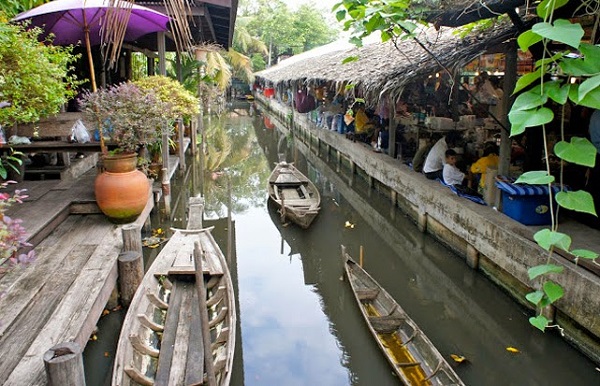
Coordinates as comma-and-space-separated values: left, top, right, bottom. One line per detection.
444, 149, 482, 197
422, 131, 462, 180
354, 105, 377, 142
443, 149, 466, 186
470, 143, 499, 193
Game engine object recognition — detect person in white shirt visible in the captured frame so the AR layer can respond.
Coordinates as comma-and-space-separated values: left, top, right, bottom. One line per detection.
423, 131, 462, 180
443, 149, 466, 186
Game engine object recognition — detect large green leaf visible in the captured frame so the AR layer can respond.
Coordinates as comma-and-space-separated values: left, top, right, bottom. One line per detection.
543, 281, 564, 303
515, 171, 555, 185
518, 30, 543, 53
537, 0, 569, 18
528, 263, 564, 280
554, 137, 597, 167
556, 190, 596, 215
526, 290, 544, 306
534, 229, 572, 252
530, 315, 549, 331
508, 107, 554, 136
532, 19, 583, 49
512, 90, 548, 111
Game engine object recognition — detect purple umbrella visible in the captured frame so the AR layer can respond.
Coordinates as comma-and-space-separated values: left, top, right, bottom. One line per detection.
13, 0, 170, 91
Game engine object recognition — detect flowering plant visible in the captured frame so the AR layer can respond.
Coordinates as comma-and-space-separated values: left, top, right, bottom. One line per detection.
0, 181, 34, 271
80, 82, 169, 154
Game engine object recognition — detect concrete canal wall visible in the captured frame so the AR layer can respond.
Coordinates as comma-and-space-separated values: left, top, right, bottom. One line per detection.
256, 94, 600, 364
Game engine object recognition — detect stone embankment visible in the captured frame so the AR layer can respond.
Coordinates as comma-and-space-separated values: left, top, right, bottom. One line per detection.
257, 94, 600, 364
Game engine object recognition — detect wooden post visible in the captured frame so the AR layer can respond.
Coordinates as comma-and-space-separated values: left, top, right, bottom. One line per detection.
43, 342, 85, 386
359, 245, 364, 267
193, 242, 217, 386
161, 166, 171, 217
499, 41, 517, 178
466, 244, 480, 269
157, 31, 166, 76
227, 176, 233, 267
417, 210, 428, 233
121, 224, 143, 256
178, 118, 186, 172
118, 251, 144, 307
388, 94, 397, 159
161, 129, 171, 217
190, 119, 198, 155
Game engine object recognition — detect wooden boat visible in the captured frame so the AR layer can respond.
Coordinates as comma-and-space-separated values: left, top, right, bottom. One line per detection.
341, 246, 465, 386
112, 198, 236, 386
267, 160, 320, 229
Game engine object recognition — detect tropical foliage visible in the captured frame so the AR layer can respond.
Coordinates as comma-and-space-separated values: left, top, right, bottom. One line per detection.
0, 22, 80, 126
238, 0, 339, 65
134, 75, 199, 121
333, 0, 600, 332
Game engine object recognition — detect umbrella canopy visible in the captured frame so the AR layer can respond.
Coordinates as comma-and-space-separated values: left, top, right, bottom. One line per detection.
12, 0, 170, 46
13, 0, 171, 152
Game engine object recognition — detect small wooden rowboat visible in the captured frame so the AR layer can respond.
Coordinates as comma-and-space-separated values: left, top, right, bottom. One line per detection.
113, 199, 235, 386
267, 160, 320, 229
341, 246, 465, 386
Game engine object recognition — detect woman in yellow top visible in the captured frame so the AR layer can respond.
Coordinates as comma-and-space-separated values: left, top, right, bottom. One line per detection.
470, 144, 499, 193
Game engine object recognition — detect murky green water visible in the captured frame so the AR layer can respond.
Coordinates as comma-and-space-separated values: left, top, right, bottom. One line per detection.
84, 104, 599, 386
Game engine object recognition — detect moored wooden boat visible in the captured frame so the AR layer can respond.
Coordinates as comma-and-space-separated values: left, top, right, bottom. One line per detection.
112, 199, 236, 386
267, 160, 320, 229
341, 245, 465, 386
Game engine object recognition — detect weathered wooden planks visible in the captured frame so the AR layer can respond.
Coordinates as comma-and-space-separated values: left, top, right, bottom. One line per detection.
0, 216, 120, 386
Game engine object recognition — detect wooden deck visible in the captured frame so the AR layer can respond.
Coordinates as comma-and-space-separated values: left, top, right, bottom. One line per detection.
0, 137, 191, 384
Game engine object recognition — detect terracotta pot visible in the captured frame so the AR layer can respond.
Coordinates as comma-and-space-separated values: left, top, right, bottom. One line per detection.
95, 153, 149, 223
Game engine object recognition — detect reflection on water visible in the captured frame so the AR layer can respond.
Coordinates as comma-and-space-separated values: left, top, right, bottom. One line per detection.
85, 104, 599, 386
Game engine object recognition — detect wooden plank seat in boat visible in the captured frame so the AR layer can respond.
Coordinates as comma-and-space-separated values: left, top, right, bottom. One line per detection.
356, 288, 380, 301
368, 315, 405, 333
154, 280, 204, 386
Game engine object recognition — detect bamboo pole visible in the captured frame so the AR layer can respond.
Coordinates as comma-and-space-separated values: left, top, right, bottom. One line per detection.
359, 245, 364, 267
193, 242, 217, 386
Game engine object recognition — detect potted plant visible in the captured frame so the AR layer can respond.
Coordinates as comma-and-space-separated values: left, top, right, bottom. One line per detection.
0, 23, 80, 182
134, 75, 199, 155
80, 82, 168, 223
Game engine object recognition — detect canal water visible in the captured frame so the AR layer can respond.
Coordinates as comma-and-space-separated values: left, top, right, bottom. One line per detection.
84, 103, 599, 385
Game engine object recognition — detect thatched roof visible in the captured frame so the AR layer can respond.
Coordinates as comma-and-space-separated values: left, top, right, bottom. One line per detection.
256, 23, 519, 102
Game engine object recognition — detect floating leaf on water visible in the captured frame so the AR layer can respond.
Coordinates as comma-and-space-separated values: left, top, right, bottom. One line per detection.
102, 309, 110, 316
506, 346, 520, 353
450, 354, 467, 363
104, 352, 110, 357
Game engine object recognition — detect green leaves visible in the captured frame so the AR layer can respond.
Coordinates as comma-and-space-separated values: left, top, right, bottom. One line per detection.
515, 171, 555, 185
530, 315, 549, 331
536, 0, 569, 18
528, 264, 564, 280
556, 191, 596, 215
532, 19, 584, 49
534, 229, 572, 252
544, 281, 564, 303
554, 137, 597, 167
508, 107, 554, 136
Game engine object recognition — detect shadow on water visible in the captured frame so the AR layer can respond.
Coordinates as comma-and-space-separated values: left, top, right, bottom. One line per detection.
83, 103, 599, 386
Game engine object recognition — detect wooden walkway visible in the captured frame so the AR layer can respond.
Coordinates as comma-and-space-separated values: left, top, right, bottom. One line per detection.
0, 136, 191, 384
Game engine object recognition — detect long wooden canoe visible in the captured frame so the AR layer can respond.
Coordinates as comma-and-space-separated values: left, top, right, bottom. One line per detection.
341, 245, 464, 386
112, 199, 236, 386
267, 160, 320, 229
